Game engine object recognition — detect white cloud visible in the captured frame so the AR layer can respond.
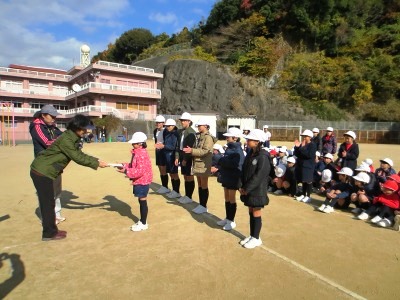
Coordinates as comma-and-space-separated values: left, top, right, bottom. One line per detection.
149, 12, 178, 25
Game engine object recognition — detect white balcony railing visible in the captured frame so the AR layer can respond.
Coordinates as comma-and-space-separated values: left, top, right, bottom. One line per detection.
66, 82, 161, 97
0, 67, 71, 79
0, 87, 67, 97
95, 60, 154, 73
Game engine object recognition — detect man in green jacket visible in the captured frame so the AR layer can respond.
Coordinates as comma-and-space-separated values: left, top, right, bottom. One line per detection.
30, 114, 109, 241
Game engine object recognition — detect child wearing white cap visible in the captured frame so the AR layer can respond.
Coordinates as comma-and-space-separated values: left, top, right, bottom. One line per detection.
322, 127, 337, 155
337, 131, 359, 171
318, 167, 354, 213
294, 129, 317, 203
375, 158, 396, 183
311, 128, 322, 153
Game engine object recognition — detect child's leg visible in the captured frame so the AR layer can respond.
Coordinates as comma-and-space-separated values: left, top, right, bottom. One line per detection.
138, 198, 148, 225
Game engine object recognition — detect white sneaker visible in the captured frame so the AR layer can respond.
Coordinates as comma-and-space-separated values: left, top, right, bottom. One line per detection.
216, 218, 228, 226
323, 205, 334, 214
223, 221, 236, 231
192, 205, 208, 214
351, 207, 363, 214
274, 189, 283, 195
243, 237, 262, 249
131, 221, 148, 232
318, 204, 326, 212
357, 212, 369, 220
295, 195, 305, 201
377, 218, 392, 227
239, 236, 252, 246
177, 196, 193, 204
156, 186, 170, 194
166, 191, 181, 199
302, 196, 311, 203
370, 215, 382, 224
56, 217, 66, 225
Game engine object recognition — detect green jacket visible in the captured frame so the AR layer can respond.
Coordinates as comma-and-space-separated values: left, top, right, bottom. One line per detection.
31, 129, 99, 179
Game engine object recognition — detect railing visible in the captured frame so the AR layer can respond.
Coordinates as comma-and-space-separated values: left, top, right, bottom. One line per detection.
0, 67, 71, 79
65, 82, 161, 96
95, 60, 155, 73
64, 105, 121, 118
0, 87, 67, 97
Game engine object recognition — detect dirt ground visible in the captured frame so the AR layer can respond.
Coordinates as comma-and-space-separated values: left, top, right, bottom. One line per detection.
1, 140, 400, 299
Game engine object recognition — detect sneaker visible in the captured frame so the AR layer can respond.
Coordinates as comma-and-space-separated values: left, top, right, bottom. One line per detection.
323, 205, 334, 214
239, 236, 252, 246
243, 237, 262, 249
192, 205, 208, 214
377, 218, 392, 228
177, 195, 193, 204
318, 204, 326, 212
131, 221, 148, 232
42, 231, 67, 241
295, 195, 305, 201
357, 212, 369, 220
223, 221, 236, 231
166, 190, 181, 199
370, 215, 382, 224
351, 207, 363, 215
216, 218, 228, 226
393, 215, 400, 231
156, 186, 170, 194
55, 216, 66, 225
302, 196, 311, 203
274, 189, 283, 195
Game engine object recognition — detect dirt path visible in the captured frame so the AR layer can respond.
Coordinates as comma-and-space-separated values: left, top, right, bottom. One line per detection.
1, 142, 400, 299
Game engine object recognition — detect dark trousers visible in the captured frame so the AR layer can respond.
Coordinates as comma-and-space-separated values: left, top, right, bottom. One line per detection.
30, 170, 58, 238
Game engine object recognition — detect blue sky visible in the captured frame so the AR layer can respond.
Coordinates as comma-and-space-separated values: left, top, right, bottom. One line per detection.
0, 0, 216, 70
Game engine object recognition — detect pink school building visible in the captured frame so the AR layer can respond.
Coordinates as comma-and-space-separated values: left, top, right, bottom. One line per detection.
0, 60, 163, 142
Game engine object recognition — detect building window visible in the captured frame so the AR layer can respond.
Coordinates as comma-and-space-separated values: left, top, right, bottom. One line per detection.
100, 79, 110, 84
31, 102, 45, 109
116, 101, 150, 111
53, 104, 68, 110
57, 122, 67, 129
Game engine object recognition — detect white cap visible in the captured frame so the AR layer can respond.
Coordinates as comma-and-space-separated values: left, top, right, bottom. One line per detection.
344, 130, 356, 139
327, 127, 333, 132
312, 128, 319, 133
213, 144, 225, 154
353, 172, 370, 184
195, 118, 210, 127
300, 129, 313, 138
363, 158, 373, 166
321, 169, 332, 182
223, 127, 242, 137
355, 163, 370, 172
244, 129, 266, 142
316, 151, 321, 157
279, 146, 287, 153
337, 167, 353, 176
128, 132, 147, 144
242, 126, 251, 131
165, 118, 176, 126
179, 112, 192, 121
324, 153, 333, 160
263, 125, 269, 129
155, 115, 165, 123
287, 156, 296, 164
380, 158, 394, 167
275, 164, 286, 178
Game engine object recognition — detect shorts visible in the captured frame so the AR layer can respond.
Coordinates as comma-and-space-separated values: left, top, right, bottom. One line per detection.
155, 149, 166, 166
179, 152, 193, 176
133, 184, 150, 198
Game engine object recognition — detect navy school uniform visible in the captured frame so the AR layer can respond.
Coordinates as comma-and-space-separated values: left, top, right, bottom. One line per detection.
218, 142, 245, 190
163, 128, 179, 174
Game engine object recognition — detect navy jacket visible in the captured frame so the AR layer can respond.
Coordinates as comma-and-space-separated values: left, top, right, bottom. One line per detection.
218, 142, 245, 188
337, 142, 359, 171
294, 142, 317, 182
29, 118, 63, 157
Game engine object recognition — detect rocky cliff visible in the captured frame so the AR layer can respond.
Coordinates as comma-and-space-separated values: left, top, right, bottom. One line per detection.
134, 51, 316, 121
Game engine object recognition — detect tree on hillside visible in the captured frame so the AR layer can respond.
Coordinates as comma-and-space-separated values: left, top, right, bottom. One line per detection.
111, 28, 154, 64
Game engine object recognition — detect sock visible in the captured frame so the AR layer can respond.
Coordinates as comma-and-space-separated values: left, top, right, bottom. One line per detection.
228, 202, 237, 222
138, 200, 148, 225
306, 183, 312, 197
203, 188, 209, 207
253, 216, 262, 239
224, 202, 229, 219
249, 212, 255, 237
185, 181, 195, 199
199, 188, 207, 207
172, 179, 180, 193
161, 174, 169, 188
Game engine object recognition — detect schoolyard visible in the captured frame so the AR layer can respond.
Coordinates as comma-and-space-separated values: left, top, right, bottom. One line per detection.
1, 141, 400, 299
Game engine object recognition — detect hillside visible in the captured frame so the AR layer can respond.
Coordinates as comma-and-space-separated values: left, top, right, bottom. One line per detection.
134, 52, 317, 121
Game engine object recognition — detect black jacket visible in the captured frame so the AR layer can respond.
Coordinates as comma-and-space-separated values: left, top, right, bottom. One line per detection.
218, 142, 245, 189
337, 142, 359, 171
29, 118, 63, 157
